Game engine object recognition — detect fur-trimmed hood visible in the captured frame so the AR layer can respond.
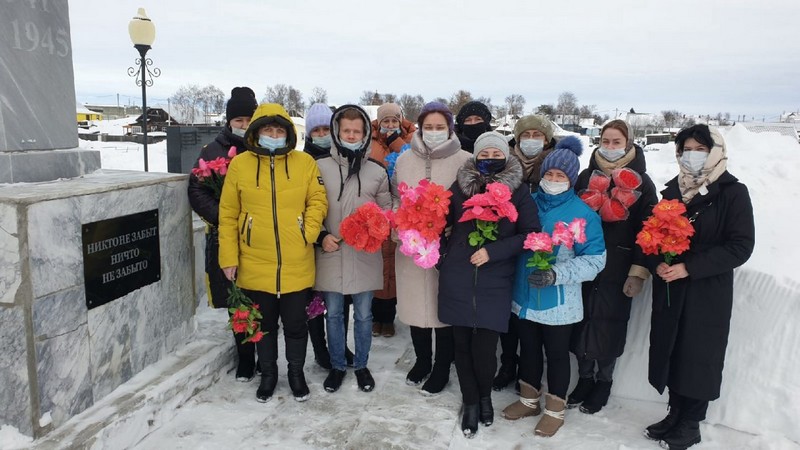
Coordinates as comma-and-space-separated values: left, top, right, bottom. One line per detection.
457, 156, 524, 197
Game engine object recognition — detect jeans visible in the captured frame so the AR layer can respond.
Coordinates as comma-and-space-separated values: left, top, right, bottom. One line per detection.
324, 291, 373, 370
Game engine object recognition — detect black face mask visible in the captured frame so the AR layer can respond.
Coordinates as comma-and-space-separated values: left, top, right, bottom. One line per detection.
461, 122, 490, 140
476, 158, 506, 176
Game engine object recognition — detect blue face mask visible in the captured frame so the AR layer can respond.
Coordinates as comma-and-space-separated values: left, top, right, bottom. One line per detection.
311, 134, 332, 148
258, 135, 286, 151
380, 127, 400, 135
340, 140, 363, 151
476, 158, 506, 176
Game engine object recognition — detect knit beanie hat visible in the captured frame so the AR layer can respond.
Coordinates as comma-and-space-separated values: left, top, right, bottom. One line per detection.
456, 101, 493, 131
305, 103, 333, 133
417, 102, 454, 133
540, 136, 583, 186
377, 103, 402, 124
514, 115, 555, 143
225, 87, 258, 124
473, 131, 510, 161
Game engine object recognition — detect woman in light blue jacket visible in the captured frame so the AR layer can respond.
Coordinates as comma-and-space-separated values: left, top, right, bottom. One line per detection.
501, 136, 606, 438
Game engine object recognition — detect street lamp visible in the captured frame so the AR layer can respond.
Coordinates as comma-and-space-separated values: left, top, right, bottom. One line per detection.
127, 8, 160, 172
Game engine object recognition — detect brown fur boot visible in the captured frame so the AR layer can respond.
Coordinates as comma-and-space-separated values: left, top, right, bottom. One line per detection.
535, 393, 566, 437
501, 380, 541, 420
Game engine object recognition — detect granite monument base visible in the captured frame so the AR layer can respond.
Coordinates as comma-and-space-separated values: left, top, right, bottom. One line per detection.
0, 170, 195, 438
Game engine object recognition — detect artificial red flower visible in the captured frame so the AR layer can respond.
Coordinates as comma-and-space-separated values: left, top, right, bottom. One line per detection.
635, 227, 664, 255
486, 182, 512, 204
660, 234, 691, 255
579, 189, 606, 211
612, 168, 642, 190
666, 215, 695, 239
248, 331, 264, 343
599, 198, 629, 222
611, 187, 641, 208
588, 170, 611, 192
652, 199, 687, 221
340, 202, 391, 253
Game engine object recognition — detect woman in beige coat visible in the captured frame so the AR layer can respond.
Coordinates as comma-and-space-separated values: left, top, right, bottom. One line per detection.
393, 101, 471, 395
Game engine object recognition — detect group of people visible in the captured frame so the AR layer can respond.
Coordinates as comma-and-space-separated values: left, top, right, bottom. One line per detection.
188, 87, 754, 448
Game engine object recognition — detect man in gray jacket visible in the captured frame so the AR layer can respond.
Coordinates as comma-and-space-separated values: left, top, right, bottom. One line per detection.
315, 105, 392, 394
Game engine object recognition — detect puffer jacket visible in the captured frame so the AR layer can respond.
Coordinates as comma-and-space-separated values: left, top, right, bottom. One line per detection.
314, 105, 392, 295
218, 103, 328, 295
512, 189, 606, 326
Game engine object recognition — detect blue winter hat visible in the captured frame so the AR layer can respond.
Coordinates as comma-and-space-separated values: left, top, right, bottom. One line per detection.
540, 135, 584, 186
305, 103, 333, 133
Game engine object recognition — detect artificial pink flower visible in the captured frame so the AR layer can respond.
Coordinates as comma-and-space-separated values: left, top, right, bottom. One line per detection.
569, 218, 587, 244
227, 146, 237, 159
486, 182, 512, 203
413, 239, 440, 269
551, 221, 575, 249
193, 158, 212, 179
524, 232, 553, 252
398, 229, 425, 257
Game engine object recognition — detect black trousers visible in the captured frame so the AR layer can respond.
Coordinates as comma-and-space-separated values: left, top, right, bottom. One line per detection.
242, 288, 309, 339
517, 319, 573, 399
498, 314, 520, 365
669, 390, 710, 421
372, 297, 397, 323
453, 326, 499, 404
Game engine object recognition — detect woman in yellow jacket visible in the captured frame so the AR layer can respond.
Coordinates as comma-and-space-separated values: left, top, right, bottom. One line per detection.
219, 103, 328, 403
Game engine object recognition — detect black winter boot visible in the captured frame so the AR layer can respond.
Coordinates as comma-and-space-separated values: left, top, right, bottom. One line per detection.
567, 377, 595, 408
233, 331, 256, 382
406, 326, 433, 385
492, 357, 517, 391
255, 331, 278, 402
461, 403, 480, 438
645, 407, 681, 441
308, 315, 331, 370
479, 396, 494, 426
420, 327, 453, 396
580, 380, 612, 414
285, 336, 310, 402
660, 419, 701, 449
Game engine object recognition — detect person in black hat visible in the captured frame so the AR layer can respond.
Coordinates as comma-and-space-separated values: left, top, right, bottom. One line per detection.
455, 100, 493, 153
188, 86, 258, 381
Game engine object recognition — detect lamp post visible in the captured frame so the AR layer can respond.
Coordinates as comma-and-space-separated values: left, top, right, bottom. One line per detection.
127, 8, 160, 172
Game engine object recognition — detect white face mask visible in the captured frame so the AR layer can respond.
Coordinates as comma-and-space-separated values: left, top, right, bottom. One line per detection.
599, 146, 626, 162
539, 179, 570, 195
423, 130, 448, 148
340, 140, 364, 151
680, 150, 709, 173
519, 138, 545, 157
231, 127, 246, 138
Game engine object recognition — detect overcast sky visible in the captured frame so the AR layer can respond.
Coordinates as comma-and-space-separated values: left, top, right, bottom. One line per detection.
69, 0, 800, 120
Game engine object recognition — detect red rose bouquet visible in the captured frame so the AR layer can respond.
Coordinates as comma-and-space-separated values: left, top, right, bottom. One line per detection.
227, 283, 264, 343
636, 199, 696, 305
340, 202, 391, 253
191, 146, 238, 199
394, 180, 451, 268
579, 168, 642, 222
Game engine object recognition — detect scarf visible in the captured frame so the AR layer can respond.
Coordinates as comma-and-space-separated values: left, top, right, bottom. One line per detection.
677, 128, 728, 203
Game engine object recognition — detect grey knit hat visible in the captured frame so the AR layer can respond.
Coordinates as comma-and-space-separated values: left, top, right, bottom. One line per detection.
473, 131, 510, 161
514, 115, 555, 143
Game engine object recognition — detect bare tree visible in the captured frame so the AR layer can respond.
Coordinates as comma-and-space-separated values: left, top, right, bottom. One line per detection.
198, 85, 225, 122
265, 84, 304, 116
556, 91, 579, 117
286, 87, 305, 117
448, 90, 474, 114
578, 104, 596, 118
265, 83, 290, 105
505, 94, 526, 116
433, 97, 448, 106
661, 110, 682, 128
382, 93, 398, 104
170, 84, 202, 125
715, 112, 732, 126
399, 94, 425, 121
308, 87, 328, 105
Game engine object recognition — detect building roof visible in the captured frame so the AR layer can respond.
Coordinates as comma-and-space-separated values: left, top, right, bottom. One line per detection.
738, 122, 800, 141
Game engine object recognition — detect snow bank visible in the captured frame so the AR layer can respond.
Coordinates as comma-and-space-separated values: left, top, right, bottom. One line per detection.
0, 425, 32, 450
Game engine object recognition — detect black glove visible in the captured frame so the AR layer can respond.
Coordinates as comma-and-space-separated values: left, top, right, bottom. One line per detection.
528, 269, 556, 288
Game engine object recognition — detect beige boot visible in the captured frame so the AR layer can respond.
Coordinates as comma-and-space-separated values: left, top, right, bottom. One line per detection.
535, 393, 566, 437
501, 380, 541, 420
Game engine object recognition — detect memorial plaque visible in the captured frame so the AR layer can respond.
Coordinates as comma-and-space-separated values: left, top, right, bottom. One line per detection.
82, 210, 161, 309
0, 0, 78, 151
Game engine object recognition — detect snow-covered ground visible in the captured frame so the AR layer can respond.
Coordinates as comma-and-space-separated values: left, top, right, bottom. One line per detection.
17, 125, 793, 449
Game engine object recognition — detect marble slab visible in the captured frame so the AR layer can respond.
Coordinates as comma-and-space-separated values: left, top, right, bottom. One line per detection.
0, 154, 11, 184
27, 197, 83, 298
0, 306, 33, 436
87, 295, 133, 399
35, 323, 93, 429
0, 203, 20, 304
33, 286, 87, 339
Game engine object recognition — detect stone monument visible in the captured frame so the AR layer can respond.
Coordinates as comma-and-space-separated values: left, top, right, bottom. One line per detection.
0, 1, 196, 438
